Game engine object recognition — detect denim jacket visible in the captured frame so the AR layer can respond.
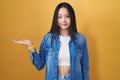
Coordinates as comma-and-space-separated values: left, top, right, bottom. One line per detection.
30, 32, 89, 80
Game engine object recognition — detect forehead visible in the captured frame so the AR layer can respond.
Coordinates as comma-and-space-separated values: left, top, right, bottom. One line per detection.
58, 7, 69, 15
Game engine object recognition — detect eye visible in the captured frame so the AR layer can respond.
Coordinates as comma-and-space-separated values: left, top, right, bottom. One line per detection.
66, 15, 70, 18
58, 16, 62, 18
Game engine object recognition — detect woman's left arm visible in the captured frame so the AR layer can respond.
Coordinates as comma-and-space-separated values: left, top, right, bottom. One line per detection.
81, 37, 89, 80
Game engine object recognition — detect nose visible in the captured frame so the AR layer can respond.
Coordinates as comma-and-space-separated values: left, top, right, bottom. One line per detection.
62, 17, 66, 22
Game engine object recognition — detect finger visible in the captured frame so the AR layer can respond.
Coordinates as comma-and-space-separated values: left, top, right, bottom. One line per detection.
12, 39, 17, 43
12, 40, 22, 44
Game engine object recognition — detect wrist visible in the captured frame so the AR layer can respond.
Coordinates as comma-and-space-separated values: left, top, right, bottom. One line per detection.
28, 44, 35, 50
28, 44, 36, 52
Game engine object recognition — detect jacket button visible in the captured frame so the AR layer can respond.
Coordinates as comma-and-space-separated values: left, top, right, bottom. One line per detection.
50, 48, 53, 51
56, 51, 59, 53
55, 60, 57, 63
55, 69, 57, 71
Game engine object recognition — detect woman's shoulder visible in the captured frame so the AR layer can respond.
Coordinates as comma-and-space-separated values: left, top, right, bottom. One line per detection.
74, 32, 86, 40
44, 32, 52, 37
43, 33, 52, 40
74, 32, 87, 45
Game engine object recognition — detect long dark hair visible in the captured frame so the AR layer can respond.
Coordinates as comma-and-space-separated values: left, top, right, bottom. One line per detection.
49, 2, 78, 40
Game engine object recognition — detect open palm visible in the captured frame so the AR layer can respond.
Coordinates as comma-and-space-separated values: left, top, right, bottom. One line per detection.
12, 39, 32, 48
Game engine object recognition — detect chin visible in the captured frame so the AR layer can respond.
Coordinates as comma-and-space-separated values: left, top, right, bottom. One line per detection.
61, 26, 69, 29
61, 28, 69, 30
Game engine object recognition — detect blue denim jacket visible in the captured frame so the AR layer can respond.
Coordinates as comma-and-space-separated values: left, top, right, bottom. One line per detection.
30, 32, 89, 80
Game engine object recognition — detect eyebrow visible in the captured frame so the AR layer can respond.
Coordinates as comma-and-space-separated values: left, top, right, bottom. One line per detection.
58, 14, 70, 15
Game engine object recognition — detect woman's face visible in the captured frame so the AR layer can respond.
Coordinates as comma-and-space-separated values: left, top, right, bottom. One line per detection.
58, 7, 71, 30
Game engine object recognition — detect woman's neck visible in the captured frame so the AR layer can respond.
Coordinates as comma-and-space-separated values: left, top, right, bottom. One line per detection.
60, 30, 69, 36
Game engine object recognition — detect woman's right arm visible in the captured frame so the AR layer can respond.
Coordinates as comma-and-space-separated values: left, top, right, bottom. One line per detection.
12, 37, 46, 70
30, 37, 46, 70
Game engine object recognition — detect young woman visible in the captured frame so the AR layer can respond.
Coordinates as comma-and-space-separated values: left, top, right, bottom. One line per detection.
13, 2, 89, 80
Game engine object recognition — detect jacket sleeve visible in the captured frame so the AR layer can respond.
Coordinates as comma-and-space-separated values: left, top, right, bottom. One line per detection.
81, 37, 89, 80
30, 36, 47, 71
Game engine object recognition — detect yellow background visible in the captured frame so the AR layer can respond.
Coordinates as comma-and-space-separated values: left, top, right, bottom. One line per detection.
0, 0, 120, 80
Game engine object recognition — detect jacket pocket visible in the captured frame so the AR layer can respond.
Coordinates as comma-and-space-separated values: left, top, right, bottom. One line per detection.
45, 47, 54, 56
45, 47, 54, 65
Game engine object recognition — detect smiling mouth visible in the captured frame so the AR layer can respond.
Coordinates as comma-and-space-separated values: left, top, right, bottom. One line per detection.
62, 24, 67, 26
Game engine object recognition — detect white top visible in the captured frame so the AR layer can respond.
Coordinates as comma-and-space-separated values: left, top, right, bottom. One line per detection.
58, 35, 70, 66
